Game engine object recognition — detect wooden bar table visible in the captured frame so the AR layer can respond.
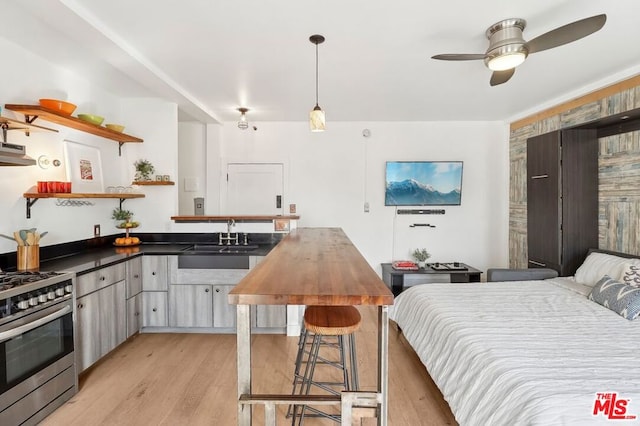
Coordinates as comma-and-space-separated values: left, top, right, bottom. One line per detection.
229, 227, 394, 425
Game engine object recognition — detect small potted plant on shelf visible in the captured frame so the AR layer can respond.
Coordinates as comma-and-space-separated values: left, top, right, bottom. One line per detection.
412, 248, 431, 269
133, 159, 155, 181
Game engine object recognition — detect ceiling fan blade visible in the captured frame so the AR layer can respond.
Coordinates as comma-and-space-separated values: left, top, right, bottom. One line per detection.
490, 68, 515, 86
526, 14, 606, 54
431, 54, 486, 61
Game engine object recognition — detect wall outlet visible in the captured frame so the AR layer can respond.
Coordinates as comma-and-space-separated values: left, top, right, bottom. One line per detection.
93, 224, 100, 237
289, 203, 296, 214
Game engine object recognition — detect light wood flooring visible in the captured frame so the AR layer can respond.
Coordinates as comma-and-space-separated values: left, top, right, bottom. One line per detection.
42, 307, 456, 425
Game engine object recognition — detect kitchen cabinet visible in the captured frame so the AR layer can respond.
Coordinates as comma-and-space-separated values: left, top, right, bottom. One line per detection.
127, 293, 143, 338
250, 256, 287, 330
142, 256, 169, 291
76, 280, 126, 372
142, 291, 168, 327
126, 257, 143, 298
169, 284, 213, 327
125, 257, 143, 337
526, 129, 598, 275
169, 256, 246, 331
213, 285, 236, 328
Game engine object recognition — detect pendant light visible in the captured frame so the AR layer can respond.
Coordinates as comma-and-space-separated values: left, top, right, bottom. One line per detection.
309, 34, 325, 132
237, 107, 249, 130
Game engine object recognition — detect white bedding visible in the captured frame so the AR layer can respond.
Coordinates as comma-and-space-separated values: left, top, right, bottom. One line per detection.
390, 278, 640, 425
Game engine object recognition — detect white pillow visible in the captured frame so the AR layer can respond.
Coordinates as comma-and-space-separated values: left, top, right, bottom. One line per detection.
621, 261, 640, 287
574, 252, 632, 286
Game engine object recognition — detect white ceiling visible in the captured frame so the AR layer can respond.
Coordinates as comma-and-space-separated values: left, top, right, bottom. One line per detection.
3, 0, 640, 124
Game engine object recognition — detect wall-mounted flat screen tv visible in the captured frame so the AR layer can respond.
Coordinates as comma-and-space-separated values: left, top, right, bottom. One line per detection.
385, 161, 463, 206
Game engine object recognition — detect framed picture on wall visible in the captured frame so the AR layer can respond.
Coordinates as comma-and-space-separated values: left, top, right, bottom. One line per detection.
63, 140, 104, 193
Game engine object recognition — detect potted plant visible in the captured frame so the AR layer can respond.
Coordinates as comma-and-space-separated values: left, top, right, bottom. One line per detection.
412, 248, 431, 269
111, 207, 139, 228
134, 159, 155, 181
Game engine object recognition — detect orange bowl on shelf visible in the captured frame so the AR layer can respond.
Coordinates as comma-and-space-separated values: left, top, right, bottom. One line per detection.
39, 99, 77, 115
105, 123, 125, 133
77, 114, 105, 126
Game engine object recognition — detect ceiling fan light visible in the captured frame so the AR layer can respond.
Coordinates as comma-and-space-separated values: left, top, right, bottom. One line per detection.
310, 105, 325, 132
487, 52, 526, 71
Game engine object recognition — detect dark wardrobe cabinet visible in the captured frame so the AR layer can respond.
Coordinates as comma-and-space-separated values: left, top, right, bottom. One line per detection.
526, 129, 599, 276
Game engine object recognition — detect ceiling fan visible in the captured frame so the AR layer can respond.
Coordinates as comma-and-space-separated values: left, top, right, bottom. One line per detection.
432, 14, 606, 86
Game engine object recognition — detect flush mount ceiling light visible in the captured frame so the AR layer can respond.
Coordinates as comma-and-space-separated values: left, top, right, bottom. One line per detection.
237, 107, 249, 130
309, 34, 325, 132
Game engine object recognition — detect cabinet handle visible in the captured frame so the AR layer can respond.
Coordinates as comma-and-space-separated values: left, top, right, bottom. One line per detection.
215, 288, 220, 293
152, 272, 156, 276
152, 307, 157, 312
134, 274, 140, 278
205, 288, 210, 292
77, 303, 83, 309
100, 276, 106, 281
531, 174, 548, 179
528, 260, 547, 267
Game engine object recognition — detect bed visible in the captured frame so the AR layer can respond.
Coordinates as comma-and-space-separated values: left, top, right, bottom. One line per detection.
389, 250, 640, 425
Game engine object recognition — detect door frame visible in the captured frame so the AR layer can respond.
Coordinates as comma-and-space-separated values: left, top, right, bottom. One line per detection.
218, 160, 289, 215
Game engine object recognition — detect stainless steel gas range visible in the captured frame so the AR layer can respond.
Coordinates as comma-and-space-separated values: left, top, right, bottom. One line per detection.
0, 270, 77, 425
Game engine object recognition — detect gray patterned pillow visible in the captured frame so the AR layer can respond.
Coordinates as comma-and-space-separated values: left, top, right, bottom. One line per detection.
588, 275, 640, 320
621, 262, 640, 287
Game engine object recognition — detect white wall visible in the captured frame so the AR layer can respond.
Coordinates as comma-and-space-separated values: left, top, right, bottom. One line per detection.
0, 36, 178, 253
177, 122, 206, 215
200, 121, 510, 274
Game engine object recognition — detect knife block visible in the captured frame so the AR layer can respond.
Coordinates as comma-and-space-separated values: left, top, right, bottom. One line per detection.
17, 245, 39, 271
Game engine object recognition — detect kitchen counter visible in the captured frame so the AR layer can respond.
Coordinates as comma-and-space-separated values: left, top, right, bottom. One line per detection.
229, 227, 394, 425
38, 242, 278, 276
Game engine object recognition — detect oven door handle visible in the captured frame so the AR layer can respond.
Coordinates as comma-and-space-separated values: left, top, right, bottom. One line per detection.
0, 304, 71, 343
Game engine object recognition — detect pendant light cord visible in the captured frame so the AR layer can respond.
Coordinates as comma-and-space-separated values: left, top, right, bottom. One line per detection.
315, 42, 319, 107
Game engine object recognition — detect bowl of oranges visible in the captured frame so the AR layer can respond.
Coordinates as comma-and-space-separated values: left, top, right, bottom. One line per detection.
114, 236, 141, 247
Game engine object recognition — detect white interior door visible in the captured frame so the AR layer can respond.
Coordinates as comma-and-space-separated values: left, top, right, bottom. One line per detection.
226, 163, 284, 215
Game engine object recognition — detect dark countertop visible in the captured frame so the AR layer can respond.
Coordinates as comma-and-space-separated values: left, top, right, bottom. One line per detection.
41, 242, 278, 276
0, 233, 283, 276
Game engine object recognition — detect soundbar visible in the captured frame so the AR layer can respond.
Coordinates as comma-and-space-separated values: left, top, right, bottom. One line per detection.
397, 209, 445, 215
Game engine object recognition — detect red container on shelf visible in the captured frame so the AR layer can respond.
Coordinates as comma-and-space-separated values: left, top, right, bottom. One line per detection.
37, 181, 48, 193
46, 181, 57, 193
63, 182, 72, 193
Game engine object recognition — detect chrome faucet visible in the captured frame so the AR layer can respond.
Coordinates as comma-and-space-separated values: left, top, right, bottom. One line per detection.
219, 219, 239, 245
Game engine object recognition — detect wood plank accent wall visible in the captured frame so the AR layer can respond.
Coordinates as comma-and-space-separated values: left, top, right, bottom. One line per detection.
509, 74, 640, 268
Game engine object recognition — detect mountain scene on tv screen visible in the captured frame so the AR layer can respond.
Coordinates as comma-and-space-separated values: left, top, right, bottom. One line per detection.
386, 179, 461, 205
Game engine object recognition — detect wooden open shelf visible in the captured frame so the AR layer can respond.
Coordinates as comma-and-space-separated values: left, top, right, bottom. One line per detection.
24, 192, 145, 199
132, 181, 175, 186
5, 104, 143, 146
0, 116, 58, 135
23, 192, 145, 219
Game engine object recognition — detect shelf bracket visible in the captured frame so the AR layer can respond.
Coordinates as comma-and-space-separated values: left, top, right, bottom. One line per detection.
26, 197, 38, 219
119, 198, 126, 210
118, 142, 124, 157
24, 114, 39, 125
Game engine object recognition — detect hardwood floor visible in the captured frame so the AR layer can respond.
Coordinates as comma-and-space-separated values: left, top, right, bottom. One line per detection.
42, 307, 456, 425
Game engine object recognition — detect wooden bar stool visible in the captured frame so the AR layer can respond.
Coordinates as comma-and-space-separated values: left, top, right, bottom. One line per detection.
290, 305, 361, 424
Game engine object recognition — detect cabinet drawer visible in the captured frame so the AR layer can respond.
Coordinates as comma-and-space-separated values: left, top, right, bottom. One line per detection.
173, 269, 248, 285
76, 263, 126, 298
404, 274, 450, 286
